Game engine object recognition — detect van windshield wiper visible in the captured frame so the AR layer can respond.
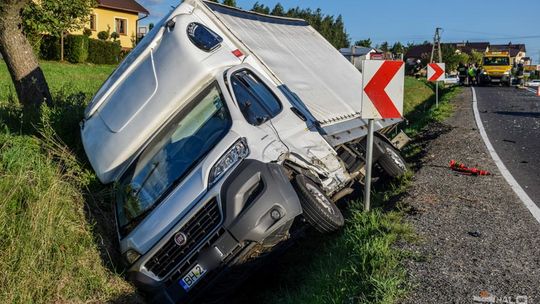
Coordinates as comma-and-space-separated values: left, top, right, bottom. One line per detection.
133, 161, 160, 197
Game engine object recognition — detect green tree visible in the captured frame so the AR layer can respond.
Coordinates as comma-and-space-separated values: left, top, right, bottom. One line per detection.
251, 2, 270, 14
222, 0, 236, 7
355, 38, 372, 47
391, 42, 404, 55
441, 44, 467, 72
271, 3, 285, 16
380, 41, 389, 52
250, 4, 351, 49
24, 0, 95, 62
469, 50, 483, 65
331, 15, 349, 48
0, 0, 52, 107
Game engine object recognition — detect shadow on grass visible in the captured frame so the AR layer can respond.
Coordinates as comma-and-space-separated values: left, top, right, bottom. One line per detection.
0, 93, 143, 303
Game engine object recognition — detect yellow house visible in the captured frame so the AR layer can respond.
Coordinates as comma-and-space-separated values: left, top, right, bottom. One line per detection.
85, 0, 149, 50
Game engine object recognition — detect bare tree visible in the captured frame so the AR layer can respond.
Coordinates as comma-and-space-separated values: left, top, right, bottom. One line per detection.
0, 0, 52, 107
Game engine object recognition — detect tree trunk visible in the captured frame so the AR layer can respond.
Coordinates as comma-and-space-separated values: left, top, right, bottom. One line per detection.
0, 0, 53, 107
60, 32, 64, 62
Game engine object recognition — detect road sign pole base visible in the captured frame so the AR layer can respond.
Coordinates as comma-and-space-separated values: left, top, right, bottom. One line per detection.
364, 119, 375, 212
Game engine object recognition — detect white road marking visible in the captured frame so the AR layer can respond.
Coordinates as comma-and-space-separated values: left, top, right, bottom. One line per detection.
471, 87, 540, 224
524, 87, 538, 94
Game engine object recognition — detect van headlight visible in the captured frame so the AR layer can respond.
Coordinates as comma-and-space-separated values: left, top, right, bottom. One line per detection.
209, 138, 249, 186
124, 249, 141, 265
504, 71, 510, 75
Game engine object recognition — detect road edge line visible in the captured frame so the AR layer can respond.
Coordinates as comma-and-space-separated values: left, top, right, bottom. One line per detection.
471, 87, 540, 224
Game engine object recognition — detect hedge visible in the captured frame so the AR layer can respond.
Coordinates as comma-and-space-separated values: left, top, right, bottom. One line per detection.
64, 35, 89, 63
39, 35, 121, 65
40, 35, 61, 61
87, 39, 122, 64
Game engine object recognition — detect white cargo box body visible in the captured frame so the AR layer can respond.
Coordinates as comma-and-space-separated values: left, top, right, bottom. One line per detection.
201, 1, 401, 145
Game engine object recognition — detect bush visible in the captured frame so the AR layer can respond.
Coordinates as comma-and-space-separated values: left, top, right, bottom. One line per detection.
97, 30, 109, 41
83, 28, 92, 37
64, 35, 89, 64
88, 39, 121, 64
40, 35, 61, 61
110, 32, 120, 41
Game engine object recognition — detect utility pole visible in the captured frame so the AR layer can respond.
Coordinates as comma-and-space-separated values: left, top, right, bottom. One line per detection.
430, 27, 443, 63
430, 27, 443, 107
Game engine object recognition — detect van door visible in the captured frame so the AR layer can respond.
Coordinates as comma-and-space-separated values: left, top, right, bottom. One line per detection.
225, 65, 345, 178
225, 66, 289, 163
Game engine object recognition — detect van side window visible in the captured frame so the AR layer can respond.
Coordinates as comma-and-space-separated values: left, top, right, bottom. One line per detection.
231, 70, 282, 126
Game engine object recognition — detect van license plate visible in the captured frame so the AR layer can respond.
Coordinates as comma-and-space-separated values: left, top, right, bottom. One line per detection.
179, 264, 207, 291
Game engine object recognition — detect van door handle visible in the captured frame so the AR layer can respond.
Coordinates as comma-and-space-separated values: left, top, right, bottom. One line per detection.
290, 107, 307, 121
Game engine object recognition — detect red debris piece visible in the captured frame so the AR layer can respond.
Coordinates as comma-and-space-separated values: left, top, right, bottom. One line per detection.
449, 160, 491, 176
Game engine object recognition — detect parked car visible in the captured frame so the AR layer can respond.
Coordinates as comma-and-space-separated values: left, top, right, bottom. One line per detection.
80, 0, 408, 302
444, 74, 459, 84
526, 79, 540, 87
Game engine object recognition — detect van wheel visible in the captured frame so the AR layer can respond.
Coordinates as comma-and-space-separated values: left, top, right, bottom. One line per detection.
377, 140, 407, 178
294, 175, 344, 233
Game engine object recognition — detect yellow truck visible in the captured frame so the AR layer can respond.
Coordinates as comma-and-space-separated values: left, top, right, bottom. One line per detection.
479, 51, 513, 86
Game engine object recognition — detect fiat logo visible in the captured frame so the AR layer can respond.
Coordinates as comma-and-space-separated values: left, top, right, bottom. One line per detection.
174, 232, 187, 246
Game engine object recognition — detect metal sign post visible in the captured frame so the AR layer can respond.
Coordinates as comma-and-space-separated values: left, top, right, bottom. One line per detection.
436, 81, 439, 108
428, 63, 445, 108
360, 60, 405, 212
364, 119, 375, 211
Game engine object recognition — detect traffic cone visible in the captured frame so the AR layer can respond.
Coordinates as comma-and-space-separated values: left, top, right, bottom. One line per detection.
537, 86, 540, 97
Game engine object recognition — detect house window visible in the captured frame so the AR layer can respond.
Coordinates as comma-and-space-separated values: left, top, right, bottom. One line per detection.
90, 14, 96, 31
115, 18, 127, 35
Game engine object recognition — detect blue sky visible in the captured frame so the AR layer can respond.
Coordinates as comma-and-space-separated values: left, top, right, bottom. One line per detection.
137, 0, 540, 63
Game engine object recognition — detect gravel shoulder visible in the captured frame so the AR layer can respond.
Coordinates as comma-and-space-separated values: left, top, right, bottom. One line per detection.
399, 88, 540, 303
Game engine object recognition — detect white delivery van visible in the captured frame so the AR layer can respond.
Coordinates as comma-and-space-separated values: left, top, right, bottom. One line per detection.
81, 1, 407, 302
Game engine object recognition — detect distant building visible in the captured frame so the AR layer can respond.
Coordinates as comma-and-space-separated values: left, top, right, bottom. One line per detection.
455, 42, 489, 55
405, 41, 489, 64
340, 46, 383, 70
74, 0, 149, 50
138, 26, 148, 39
489, 43, 527, 64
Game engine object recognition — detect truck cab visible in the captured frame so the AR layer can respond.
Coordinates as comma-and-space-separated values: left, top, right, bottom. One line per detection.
479, 51, 512, 86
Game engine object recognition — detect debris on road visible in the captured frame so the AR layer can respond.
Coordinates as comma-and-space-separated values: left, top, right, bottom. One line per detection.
449, 160, 491, 176
467, 231, 482, 238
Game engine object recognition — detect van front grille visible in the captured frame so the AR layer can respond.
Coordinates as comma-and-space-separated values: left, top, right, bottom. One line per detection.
145, 199, 222, 279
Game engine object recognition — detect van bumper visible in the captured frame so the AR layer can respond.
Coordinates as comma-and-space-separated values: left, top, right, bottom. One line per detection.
128, 159, 302, 303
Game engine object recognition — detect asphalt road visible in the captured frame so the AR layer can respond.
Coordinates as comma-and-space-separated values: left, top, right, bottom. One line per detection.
475, 86, 540, 204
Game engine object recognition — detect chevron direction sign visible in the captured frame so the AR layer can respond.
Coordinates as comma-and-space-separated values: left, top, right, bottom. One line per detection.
428, 63, 445, 82
361, 60, 405, 119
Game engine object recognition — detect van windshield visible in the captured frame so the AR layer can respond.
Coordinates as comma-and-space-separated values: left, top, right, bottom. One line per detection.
483, 57, 510, 66
116, 83, 232, 236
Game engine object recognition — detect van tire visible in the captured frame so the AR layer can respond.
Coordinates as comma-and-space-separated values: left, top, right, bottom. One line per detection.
377, 140, 407, 178
294, 175, 344, 233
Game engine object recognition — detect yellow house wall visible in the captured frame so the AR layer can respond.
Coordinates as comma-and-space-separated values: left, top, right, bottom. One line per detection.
73, 7, 138, 49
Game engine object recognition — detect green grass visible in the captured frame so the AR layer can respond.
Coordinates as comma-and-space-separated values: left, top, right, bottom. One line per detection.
0, 130, 138, 303
0, 61, 115, 102
402, 78, 462, 136
0, 61, 139, 303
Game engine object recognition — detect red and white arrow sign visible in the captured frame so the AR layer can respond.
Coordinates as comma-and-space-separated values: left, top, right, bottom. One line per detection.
361, 60, 405, 119
428, 63, 445, 82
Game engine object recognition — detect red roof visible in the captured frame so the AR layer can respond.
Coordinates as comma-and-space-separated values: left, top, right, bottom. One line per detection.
97, 0, 149, 15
